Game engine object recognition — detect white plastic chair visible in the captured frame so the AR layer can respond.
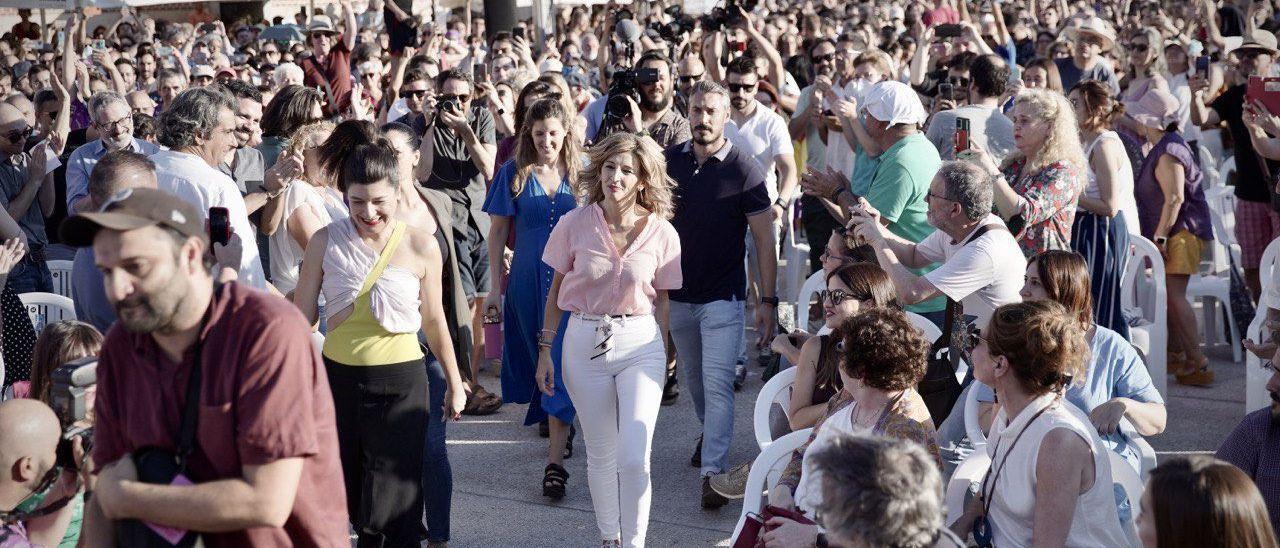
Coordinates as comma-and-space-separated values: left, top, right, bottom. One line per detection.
18, 292, 76, 332
1120, 419, 1158, 481
794, 270, 825, 332
1245, 238, 1280, 412
780, 204, 810, 302
1190, 187, 1243, 362
1123, 237, 1169, 397
754, 366, 798, 449
944, 449, 992, 526
905, 310, 943, 344
46, 260, 73, 299
730, 428, 813, 545
1110, 449, 1145, 547
963, 380, 989, 450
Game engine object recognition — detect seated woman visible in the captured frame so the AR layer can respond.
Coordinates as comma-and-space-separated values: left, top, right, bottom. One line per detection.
975, 250, 1167, 473
763, 434, 965, 548
951, 301, 1131, 546
1138, 455, 1278, 548
785, 263, 901, 432
769, 307, 941, 515
770, 239, 877, 365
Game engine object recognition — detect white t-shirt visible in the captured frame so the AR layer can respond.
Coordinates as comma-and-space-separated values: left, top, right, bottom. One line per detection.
151, 149, 268, 289
269, 181, 337, 294
823, 78, 865, 178
725, 99, 793, 202
916, 214, 1026, 327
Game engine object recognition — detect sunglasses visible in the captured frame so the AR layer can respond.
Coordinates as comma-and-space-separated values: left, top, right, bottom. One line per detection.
263, 49, 280, 55
966, 324, 987, 350
817, 289, 856, 305
727, 83, 757, 93
678, 74, 704, 83
812, 53, 836, 64
401, 89, 429, 99
4, 126, 32, 144
360, 73, 381, 81
439, 93, 471, 103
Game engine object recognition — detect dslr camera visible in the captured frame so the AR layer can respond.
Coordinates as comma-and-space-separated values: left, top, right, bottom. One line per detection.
604, 67, 661, 123
701, 0, 759, 31
49, 357, 96, 472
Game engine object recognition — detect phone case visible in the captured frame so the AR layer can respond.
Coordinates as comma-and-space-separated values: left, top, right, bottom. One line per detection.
1247, 77, 1280, 116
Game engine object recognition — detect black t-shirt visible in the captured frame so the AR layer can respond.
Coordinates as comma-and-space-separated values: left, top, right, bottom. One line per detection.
1211, 84, 1280, 203
665, 140, 771, 304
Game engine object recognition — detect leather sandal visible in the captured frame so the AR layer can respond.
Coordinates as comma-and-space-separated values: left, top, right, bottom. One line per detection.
543, 463, 569, 500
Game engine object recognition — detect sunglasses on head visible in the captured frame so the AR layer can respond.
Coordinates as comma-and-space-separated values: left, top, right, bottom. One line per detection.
727, 82, 756, 93
4, 126, 31, 144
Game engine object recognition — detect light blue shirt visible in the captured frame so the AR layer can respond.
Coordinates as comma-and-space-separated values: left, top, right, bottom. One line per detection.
65, 138, 160, 214
71, 247, 114, 332
583, 94, 607, 142
974, 326, 1163, 472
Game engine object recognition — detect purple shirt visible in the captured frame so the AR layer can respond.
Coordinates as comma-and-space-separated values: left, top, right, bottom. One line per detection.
1216, 407, 1280, 538
1134, 132, 1213, 242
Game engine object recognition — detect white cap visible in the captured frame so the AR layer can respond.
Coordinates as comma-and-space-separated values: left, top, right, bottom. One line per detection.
862, 80, 928, 127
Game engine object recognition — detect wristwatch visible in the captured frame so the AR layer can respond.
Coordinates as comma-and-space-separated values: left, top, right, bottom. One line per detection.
760, 296, 780, 307
815, 533, 829, 548
1155, 236, 1168, 246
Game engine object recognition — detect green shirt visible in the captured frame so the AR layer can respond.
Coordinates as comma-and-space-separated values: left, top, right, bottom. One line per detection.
867, 132, 945, 313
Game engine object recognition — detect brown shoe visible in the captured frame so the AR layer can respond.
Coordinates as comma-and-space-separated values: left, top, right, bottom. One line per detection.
462, 386, 503, 415
1175, 367, 1215, 387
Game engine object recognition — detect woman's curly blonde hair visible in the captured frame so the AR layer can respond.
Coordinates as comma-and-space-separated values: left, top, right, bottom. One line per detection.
285, 120, 336, 159
576, 132, 677, 220
985, 300, 1089, 395
1005, 88, 1087, 175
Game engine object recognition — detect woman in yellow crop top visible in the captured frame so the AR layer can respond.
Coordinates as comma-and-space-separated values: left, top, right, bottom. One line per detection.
292, 126, 465, 547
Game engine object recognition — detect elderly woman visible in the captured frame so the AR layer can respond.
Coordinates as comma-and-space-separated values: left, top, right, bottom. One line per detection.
769, 308, 940, 513
951, 301, 1131, 546
967, 88, 1086, 256
1131, 88, 1214, 387
764, 434, 965, 548
974, 251, 1167, 474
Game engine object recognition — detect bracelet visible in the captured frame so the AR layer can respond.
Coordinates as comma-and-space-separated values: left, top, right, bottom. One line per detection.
537, 341, 554, 349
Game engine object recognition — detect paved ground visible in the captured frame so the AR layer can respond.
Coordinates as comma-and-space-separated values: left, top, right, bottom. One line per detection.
445, 327, 1254, 547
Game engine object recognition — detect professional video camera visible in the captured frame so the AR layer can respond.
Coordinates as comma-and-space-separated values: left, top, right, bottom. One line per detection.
604, 67, 661, 125
49, 357, 96, 472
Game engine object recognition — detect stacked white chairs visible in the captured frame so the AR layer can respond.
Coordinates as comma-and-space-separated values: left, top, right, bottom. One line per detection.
729, 428, 812, 546
46, 260, 74, 299
1245, 238, 1280, 412
1122, 236, 1169, 397
19, 292, 76, 332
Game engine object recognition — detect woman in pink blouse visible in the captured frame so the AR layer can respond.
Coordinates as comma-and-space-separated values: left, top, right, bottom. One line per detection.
537, 132, 682, 548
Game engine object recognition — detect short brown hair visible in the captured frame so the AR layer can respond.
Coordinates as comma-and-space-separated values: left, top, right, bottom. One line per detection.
839, 308, 929, 391
984, 301, 1088, 395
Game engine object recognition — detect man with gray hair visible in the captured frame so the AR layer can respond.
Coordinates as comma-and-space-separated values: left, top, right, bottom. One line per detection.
65, 90, 160, 214
150, 87, 267, 290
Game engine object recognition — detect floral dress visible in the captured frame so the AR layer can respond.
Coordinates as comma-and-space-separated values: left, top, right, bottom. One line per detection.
1001, 158, 1086, 257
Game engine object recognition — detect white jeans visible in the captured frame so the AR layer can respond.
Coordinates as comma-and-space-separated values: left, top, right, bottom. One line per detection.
561, 313, 666, 547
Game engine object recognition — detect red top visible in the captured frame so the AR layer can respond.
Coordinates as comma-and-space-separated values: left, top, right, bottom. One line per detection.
92, 283, 349, 547
302, 37, 353, 116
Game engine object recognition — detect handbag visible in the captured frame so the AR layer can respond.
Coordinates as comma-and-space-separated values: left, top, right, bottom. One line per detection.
115, 324, 207, 547
1228, 252, 1258, 342
733, 505, 818, 548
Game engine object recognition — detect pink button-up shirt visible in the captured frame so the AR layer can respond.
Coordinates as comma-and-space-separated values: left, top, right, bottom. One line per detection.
543, 203, 683, 316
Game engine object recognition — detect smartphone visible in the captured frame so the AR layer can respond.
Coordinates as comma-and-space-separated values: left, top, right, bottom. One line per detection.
512, 26, 526, 40
473, 62, 488, 83
1195, 55, 1211, 75
955, 117, 971, 154
936, 23, 964, 38
208, 207, 231, 246
938, 82, 954, 100
92, 39, 106, 51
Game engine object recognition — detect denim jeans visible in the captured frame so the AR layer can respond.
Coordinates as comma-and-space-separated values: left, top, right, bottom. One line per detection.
423, 356, 452, 543
668, 299, 745, 476
7, 256, 52, 295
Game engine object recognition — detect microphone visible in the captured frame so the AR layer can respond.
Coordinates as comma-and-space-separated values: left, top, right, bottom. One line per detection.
614, 19, 642, 44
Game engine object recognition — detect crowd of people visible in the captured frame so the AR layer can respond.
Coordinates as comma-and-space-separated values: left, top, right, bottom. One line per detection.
4, 0, 1280, 546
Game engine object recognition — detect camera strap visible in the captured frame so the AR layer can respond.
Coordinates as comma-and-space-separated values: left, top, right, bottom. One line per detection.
175, 309, 212, 474
0, 467, 79, 525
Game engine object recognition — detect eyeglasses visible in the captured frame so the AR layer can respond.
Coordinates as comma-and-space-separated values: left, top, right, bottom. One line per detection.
817, 289, 854, 305
439, 93, 471, 103
263, 49, 281, 56
927, 190, 952, 202
3, 125, 31, 144
727, 83, 757, 93
1131, 43, 1149, 52
811, 53, 835, 64
401, 89, 429, 99
966, 324, 987, 349
96, 114, 133, 131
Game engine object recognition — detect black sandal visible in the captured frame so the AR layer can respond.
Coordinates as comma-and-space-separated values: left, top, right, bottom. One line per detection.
543, 463, 569, 500
564, 424, 576, 459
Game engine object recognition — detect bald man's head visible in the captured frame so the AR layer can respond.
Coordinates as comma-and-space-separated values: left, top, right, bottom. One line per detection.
0, 102, 29, 158
4, 94, 33, 127
0, 399, 60, 508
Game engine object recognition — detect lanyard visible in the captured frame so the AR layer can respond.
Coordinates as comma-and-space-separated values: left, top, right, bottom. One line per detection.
979, 398, 1056, 519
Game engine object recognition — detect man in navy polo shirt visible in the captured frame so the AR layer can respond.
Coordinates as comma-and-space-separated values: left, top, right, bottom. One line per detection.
665, 80, 778, 509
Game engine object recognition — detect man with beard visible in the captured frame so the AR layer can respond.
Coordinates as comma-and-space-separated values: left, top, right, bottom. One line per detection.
593, 51, 691, 147
1218, 349, 1280, 537
788, 39, 844, 274
61, 188, 349, 546
674, 55, 705, 117
67, 92, 160, 215
665, 81, 777, 510
301, 0, 357, 116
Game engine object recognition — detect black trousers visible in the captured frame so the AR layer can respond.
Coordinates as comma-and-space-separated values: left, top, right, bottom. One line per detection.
325, 357, 428, 548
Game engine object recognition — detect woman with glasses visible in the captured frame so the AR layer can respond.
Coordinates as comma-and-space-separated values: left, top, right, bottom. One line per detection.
973, 250, 1166, 474
1117, 29, 1170, 167
482, 98, 582, 500
768, 307, 940, 515
949, 300, 1131, 547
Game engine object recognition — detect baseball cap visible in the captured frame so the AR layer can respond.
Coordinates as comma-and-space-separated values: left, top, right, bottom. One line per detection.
863, 80, 928, 127
60, 188, 206, 248
192, 64, 216, 79
1123, 88, 1180, 131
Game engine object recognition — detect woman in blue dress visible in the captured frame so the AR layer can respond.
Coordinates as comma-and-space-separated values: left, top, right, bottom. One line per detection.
482, 98, 583, 500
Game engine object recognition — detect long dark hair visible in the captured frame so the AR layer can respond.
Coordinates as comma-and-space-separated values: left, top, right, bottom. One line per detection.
815, 263, 901, 393
1028, 250, 1094, 328
1149, 455, 1279, 548
319, 120, 380, 188
261, 84, 324, 138
30, 321, 102, 410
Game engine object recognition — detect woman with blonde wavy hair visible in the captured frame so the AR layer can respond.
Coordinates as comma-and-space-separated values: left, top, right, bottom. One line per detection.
267, 119, 339, 294
481, 97, 583, 500
537, 132, 682, 547
966, 88, 1086, 256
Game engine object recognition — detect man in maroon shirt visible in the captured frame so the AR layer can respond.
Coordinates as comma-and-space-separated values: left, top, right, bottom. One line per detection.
61, 188, 349, 547
301, 0, 357, 116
